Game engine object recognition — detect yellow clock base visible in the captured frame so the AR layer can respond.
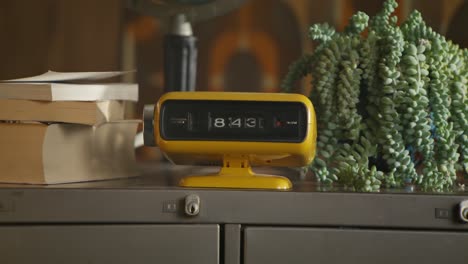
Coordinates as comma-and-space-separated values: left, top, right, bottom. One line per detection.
179, 168, 292, 190
179, 156, 292, 190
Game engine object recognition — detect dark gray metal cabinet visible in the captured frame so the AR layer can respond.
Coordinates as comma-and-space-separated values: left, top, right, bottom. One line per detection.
1, 167, 467, 264
243, 227, 468, 264
0, 225, 219, 264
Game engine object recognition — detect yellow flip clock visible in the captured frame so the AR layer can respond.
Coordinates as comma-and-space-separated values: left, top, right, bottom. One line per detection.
144, 92, 317, 190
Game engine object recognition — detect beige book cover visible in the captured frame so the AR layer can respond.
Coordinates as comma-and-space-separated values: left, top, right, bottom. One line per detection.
0, 70, 138, 101
0, 121, 139, 184
0, 82, 138, 101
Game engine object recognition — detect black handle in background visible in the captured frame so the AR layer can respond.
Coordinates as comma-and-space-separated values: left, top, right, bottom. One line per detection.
163, 33, 198, 92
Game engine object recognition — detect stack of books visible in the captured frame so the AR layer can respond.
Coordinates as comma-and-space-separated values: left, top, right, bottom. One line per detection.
0, 71, 139, 184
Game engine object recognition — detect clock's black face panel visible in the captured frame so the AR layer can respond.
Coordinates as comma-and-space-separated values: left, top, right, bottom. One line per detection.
160, 100, 307, 142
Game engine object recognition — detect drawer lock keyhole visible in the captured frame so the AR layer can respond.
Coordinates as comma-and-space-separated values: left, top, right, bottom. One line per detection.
185, 194, 200, 216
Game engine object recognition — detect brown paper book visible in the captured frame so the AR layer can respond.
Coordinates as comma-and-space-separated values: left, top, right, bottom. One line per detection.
0, 121, 139, 184
0, 99, 125, 125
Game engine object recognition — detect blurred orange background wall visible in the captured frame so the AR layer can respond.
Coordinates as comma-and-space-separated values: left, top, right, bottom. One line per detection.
0, 0, 466, 117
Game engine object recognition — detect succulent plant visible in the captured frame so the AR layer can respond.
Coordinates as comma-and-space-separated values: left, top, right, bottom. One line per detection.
282, 0, 467, 192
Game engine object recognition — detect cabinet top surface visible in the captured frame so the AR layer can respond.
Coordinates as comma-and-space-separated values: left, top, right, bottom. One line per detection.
0, 162, 466, 196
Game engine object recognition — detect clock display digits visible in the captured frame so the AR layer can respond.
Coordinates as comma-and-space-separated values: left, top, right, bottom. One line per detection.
211, 116, 264, 130
161, 100, 306, 142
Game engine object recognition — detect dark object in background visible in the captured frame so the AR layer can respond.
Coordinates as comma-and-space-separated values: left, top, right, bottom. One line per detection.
164, 14, 197, 92
127, 0, 246, 92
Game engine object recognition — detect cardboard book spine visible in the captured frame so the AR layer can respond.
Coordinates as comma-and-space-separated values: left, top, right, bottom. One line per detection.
0, 121, 139, 184
0, 100, 125, 125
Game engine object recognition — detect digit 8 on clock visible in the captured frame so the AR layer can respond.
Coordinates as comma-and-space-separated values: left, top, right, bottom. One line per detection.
145, 91, 317, 190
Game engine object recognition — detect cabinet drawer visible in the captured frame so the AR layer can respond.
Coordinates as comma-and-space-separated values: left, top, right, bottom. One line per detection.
0, 224, 219, 264
244, 227, 468, 264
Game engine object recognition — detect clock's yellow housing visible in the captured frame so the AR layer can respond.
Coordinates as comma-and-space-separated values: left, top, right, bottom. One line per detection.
152, 92, 317, 190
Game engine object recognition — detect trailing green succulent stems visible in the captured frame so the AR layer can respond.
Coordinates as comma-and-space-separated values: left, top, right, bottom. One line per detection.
283, 0, 467, 192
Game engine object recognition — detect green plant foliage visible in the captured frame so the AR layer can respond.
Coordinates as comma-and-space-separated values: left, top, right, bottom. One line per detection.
282, 0, 467, 192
